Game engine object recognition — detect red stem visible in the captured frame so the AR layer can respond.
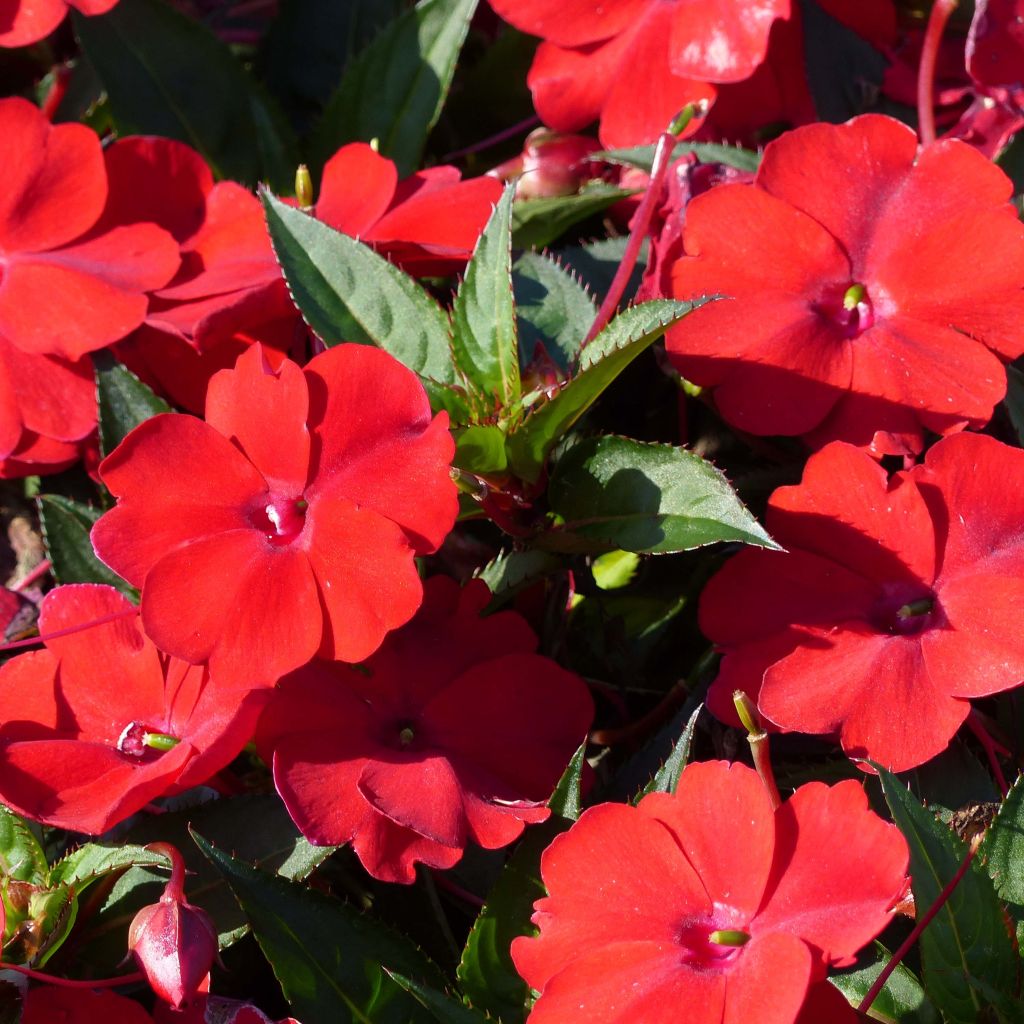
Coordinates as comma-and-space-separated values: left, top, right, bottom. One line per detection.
917, 0, 958, 146
144, 842, 185, 901
966, 711, 1010, 796
0, 607, 139, 653
10, 558, 51, 593
0, 962, 145, 989
441, 115, 541, 162
583, 129, 678, 345
858, 842, 978, 1014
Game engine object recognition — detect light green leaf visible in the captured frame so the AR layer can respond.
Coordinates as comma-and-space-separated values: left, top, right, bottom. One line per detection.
830, 942, 939, 1024
453, 425, 509, 476
0, 805, 47, 885
591, 550, 640, 590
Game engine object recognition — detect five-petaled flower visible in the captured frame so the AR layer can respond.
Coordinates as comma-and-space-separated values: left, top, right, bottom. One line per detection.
256, 576, 595, 883
668, 114, 1024, 455
91, 343, 458, 686
513, 760, 908, 1024
700, 432, 1024, 771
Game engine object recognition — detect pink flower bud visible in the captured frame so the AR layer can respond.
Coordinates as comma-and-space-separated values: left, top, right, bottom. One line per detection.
490, 129, 605, 199
128, 843, 217, 1009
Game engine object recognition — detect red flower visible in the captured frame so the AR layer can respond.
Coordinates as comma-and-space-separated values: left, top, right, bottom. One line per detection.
0, 100, 179, 362
668, 114, 1024, 454
512, 760, 906, 1024
21, 988, 154, 1024
487, 0, 791, 146
315, 143, 503, 276
0, 0, 116, 48
256, 576, 594, 883
92, 343, 457, 686
0, 585, 269, 833
700, 433, 1024, 771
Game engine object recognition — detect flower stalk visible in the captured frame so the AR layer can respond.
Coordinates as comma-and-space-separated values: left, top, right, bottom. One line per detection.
733, 691, 781, 811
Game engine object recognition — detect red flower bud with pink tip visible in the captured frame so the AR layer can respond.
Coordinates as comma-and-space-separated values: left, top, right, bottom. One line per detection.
129, 843, 217, 1010
490, 128, 604, 199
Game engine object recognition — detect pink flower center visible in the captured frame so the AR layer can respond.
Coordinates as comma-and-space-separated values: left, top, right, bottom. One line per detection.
676, 914, 750, 970
117, 722, 180, 762
815, 281, 875, 339
249, 494, 308, 546
870, 584, 937, 635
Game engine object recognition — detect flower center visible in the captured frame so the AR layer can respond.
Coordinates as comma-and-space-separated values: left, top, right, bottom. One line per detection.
815, 281, 875, 339
677, 914, 750, 970
249, 495, 308, 546
117, 722, 180, 762
870, 585, 938, 636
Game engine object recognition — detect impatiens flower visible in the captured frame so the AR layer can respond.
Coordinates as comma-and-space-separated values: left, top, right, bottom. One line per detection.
256, 576, 595, 883
92, 343, 458, 685
512, 760, 907, 1024
487, 0, 791, 145
0, 584, 270, 833
0, 0, 116, 48
668, 114, 1024, 454
0, 99, 180, 362
700, 433, 1024, 772
21, 987, 154, 1024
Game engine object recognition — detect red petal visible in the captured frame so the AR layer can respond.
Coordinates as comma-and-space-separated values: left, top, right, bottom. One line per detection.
93, 413, 266, 585
206, 346, 311, 493
967, 0, 1024, 86
141, 531, 322, 686
304, 344, 457, 551
527, 38, 618, 134
488, 0, 649, 47
723, 932, 814, 1024
756, 779, 908, 963
316, 143, 398, 238
0, 0, 68, 46
22, 986, 156, 1024
0, 100, 105, 253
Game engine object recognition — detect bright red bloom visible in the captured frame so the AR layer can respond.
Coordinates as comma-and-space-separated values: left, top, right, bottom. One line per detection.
21, 987, 154, 1024
315, 143, 503, 276
701, 433, 1024, 771
92, 343, 457, 686
256, 576, 594, 884
512, 760, 906, 1024
0, 585, 269, 833
668, 115, 1024, 454
488, 0, 791, 145
0, 0, 116, 48
0, 100, 179, 362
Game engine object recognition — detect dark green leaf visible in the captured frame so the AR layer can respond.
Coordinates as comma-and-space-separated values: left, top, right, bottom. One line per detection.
640, 704, 702, 799
195, 832, 441, 1024
830, 942, 939, 1024
545, 435, 777, 554
451, 185, 519, 411
558, 236, 647, 304
312, 0, 478, 176
0, 805, 47, 884
981, 773, 1024, 904
262, 193, 468, 419
73, 0, 294, 187
511, 184, 636, 250
37, 495, 135, 595
877, 766, 1018, 1023
506, 299, 703, 483
596, 141, 760, 174
93, 352, 171, 458
548, 743, 586, 821
1004, 364, 1024, 446
453, 426, 508, 476
513, 251, 597, 374
385, 973, 491, 1024
457, 821, 563, 1024
474, 549, 563, 608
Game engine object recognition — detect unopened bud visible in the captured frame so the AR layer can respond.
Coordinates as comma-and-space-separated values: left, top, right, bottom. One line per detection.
295, 165, 314, 211
492, 129, 604, 200
128, 843, 217, 1009
733, 690, 762, 738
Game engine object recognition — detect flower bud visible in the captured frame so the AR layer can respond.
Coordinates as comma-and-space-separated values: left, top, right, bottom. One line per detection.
490, 129, 604, 200
128, 843, 217, 1009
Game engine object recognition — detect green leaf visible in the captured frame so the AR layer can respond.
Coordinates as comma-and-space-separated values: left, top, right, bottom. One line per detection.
473, 549, 563, 608
639, 704, 702, 799
877, 766, 1018, 1023
262, 193, 468, 418
0, 805, 47, 885
544, 435, 777, 554
830, 942, 939, 1024
558, 236, 647, 304
1004, 364, 1024, 446
548, 743, 586, 821
596, 141, 760, 175
385, 973, 492, 1024
37, 495, 135, 595
453, 425, 509, 476
48, 843, 170, 892
195, 832, 441, 1024
506, 299, 703, 483
511, 184, 636, 250
981, 772, 1024, 904
93, 352, 171, 458
457, 821, 563, 1024
312, 0, 478, 177
451, 185, 519, 411
73, 0, 294, 187
513, 251, 597, 374
591, 549, 640, 590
